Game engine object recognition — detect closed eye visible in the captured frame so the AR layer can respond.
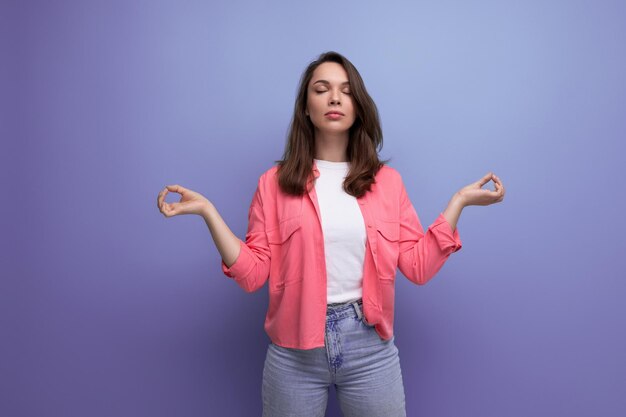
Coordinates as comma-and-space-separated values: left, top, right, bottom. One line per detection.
315, 90, 351, 94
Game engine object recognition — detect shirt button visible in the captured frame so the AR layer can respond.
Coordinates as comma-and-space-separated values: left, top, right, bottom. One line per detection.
367, 224, 372, 228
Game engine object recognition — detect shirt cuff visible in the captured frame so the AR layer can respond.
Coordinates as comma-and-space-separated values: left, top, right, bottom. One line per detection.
429, 212, 463, 253
221, 239, 253, 278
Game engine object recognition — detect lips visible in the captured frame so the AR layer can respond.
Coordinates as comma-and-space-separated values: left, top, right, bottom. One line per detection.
325, 111, 345, 116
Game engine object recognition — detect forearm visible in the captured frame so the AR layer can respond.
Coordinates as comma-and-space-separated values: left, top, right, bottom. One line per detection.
201, 202, 241, 267
441, 193, 465, 233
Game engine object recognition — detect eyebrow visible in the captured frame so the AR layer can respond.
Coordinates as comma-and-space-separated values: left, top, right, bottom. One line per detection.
313, 80, 350, 86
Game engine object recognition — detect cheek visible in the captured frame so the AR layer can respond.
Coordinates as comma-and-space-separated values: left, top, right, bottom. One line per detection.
347, 100, 355, 114
348, 104, 357, 120
308, 98, 323, 113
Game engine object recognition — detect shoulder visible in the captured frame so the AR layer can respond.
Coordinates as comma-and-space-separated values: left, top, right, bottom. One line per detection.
259, 164, 279, 184
377, 164, 403, 184
252, 164, 280, 195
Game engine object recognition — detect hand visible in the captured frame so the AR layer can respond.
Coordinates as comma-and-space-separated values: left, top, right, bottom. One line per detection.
456, 172, 505, 207
157, 184, 212, 217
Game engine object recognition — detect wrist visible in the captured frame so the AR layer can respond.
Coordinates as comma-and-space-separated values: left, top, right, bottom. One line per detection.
451, 192, 467, 208
200, 201, 215, 220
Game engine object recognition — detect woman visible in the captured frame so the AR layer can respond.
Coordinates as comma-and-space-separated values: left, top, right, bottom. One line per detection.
157, 51, 505, 417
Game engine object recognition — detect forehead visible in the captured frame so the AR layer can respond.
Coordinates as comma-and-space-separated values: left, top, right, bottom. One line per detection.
310, 62, 349, 84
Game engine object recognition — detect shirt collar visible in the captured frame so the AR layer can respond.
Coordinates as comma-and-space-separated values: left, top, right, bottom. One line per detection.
312, 159, 320, 179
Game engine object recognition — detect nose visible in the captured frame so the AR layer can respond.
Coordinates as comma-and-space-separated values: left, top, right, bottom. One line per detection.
329, 89, 341, 105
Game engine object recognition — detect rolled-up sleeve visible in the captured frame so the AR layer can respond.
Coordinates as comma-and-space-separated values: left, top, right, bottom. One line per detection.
397, 176, 462, 285
220, 175, 271, 293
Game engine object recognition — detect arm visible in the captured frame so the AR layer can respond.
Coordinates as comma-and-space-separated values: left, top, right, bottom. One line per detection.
201, 203, 242, 268
397, 179, 463, 285
397, 170, 506, 285
156, 178, 271, 293
204, 176, 271, 293
441, 193, 465, 233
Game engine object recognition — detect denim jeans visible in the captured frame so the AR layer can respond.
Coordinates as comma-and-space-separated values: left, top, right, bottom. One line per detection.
262, 298, 407, 417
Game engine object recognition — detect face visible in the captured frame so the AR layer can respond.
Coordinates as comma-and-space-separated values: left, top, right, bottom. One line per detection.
305, 62, 356, 134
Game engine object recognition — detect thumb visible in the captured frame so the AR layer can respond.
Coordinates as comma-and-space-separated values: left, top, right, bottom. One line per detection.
476, 172, 493, 186
166, 184, 186, 194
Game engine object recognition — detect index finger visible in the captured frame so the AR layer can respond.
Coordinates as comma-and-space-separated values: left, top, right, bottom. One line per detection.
157, 187, 169, 208
493, 175, 505, 194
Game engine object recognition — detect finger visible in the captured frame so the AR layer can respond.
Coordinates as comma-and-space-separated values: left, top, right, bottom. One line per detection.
168, 202, 182, 215
495, 178, 504, 193
162, 202, 176, 217
498, 184, 504, 197
491, 174, 504, 195
492, 176, 505, 196
158, 187, 169, 209
477, 172, 494, 187
166, 184, 185, 195
498, 178, 506, 195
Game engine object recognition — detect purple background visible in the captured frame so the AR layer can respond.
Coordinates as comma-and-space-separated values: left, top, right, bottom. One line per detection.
3, 0, 625, 416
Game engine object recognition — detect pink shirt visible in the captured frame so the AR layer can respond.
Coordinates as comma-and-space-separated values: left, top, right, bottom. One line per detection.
221, 161, 462, 349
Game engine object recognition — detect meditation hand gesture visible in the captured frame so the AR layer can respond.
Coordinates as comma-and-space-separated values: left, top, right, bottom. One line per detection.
156, 184, 211, 217
457, 172, 505, 207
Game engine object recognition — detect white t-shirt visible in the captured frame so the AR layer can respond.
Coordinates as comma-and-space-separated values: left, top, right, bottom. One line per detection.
313, 158, 367, 305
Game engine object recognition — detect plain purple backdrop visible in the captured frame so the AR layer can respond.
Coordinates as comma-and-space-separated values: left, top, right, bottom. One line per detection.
2, 0, 625, 416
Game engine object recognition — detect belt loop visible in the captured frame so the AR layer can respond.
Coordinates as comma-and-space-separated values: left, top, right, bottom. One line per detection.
356, 300, 375, 327
351, 301, 362, 320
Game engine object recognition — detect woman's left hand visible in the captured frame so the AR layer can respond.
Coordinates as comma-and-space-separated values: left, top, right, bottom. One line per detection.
456, 172, 505, 207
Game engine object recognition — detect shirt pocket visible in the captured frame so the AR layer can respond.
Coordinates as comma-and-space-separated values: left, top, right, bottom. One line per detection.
375, 218, 400, 282
266, 215, 303, 290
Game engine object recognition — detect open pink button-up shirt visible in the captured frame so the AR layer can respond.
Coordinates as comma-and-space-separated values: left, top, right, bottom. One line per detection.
221, 161, 462, 349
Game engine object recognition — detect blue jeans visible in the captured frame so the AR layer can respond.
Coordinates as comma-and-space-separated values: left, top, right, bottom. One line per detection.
262, 298, 407, 417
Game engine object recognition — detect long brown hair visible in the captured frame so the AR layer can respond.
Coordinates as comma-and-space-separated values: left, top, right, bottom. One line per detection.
275, 51, 390, 198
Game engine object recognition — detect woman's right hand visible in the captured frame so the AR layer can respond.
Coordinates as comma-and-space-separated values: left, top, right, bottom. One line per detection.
157, 184, 211, 217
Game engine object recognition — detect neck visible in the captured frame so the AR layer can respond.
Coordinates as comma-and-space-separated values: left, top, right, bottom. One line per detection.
314, 129, 349, 162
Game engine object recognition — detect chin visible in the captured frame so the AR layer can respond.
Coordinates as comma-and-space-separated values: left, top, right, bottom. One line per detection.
323, 126, 350, 134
